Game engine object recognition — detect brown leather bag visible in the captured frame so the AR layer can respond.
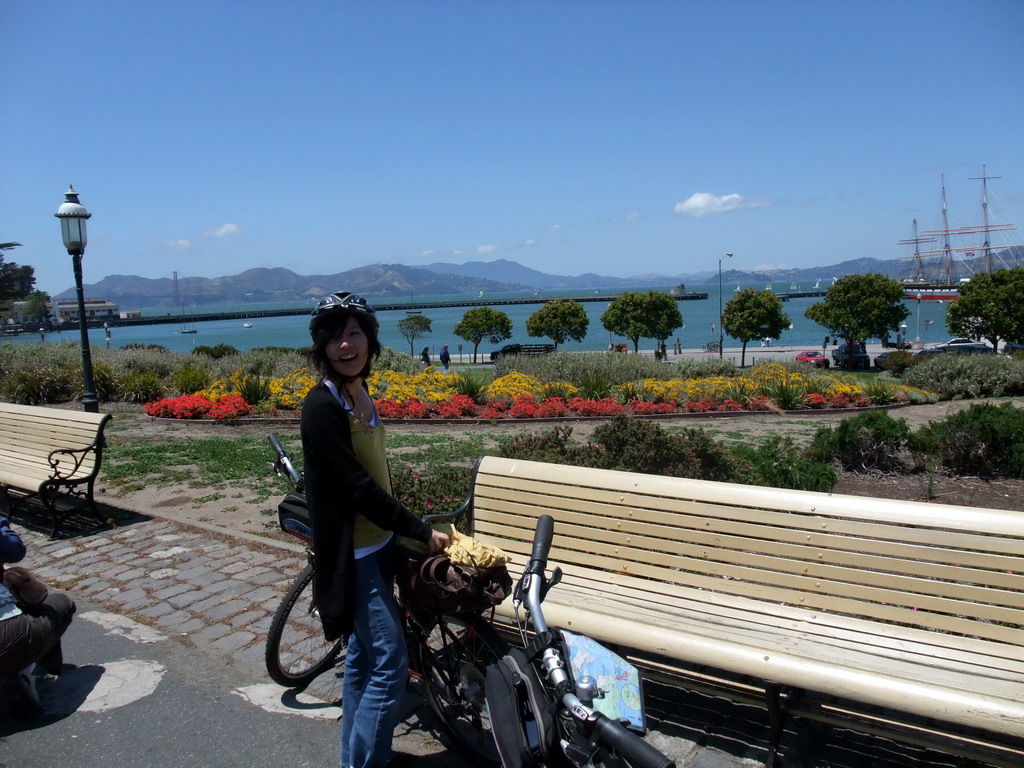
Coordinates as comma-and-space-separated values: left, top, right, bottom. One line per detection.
1, 565, 49, 610
396, 553, 512, 615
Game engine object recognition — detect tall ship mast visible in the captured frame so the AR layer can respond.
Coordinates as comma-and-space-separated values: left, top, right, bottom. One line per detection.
898, 166, 1021, 300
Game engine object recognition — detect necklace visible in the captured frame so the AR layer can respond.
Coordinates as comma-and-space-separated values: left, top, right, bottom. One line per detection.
344, 383, 373, 425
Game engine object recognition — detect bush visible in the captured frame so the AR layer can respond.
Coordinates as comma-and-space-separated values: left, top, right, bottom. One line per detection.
589, 416, 737, 481
1, 364, 76, 404
498, 425, 588, 465
173, 363, 213, 394
497, 351, 685, 387
390, 463, 472, 525
880, 349, 914, 375
120, 371, 165, 404
902, 354, 1024, 399
235, 374, 272, 406
913, 402, 1024, 478
192, 344, 240, 359
731, 436, 839, 492
807, 409, 914, 472
377, 346, 422, 376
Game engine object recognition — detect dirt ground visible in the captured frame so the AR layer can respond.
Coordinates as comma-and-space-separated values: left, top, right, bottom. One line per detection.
91, 399, 1024, 542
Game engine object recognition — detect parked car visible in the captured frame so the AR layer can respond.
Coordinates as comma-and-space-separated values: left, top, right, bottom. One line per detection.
932, 337, 980, 350
939, 342, 995, 356
795, 350, 830, 368
831, 342, 870, 370
913, 347, 945, 360
1004, 341, 1024, 356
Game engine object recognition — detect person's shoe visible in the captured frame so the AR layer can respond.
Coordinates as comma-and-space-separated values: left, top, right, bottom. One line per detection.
3, 671, 41, 714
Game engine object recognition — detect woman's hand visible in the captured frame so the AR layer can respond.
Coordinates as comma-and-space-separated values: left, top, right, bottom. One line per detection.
426, 530, 450, 554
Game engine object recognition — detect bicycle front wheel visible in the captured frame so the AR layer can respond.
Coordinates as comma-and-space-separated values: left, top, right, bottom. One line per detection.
419, 614, 508, 767
265, 563, 344, 688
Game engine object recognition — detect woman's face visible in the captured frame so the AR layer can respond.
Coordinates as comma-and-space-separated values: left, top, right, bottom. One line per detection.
326, 315, 369, 380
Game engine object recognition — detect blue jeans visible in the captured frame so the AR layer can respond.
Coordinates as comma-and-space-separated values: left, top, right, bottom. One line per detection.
340, 541, 408, 768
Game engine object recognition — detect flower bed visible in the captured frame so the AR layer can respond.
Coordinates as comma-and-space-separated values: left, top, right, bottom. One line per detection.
144, 362, 937, 421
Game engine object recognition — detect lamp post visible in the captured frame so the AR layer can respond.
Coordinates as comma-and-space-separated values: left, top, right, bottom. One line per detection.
55, 186, 99, 413
915, 293, 923, 342
718, 252, 733, 359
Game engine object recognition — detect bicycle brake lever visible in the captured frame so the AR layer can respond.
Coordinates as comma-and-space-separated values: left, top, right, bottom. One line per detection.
540, 566, 562, 602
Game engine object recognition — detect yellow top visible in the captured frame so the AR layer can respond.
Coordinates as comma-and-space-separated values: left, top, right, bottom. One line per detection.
348, 411, 391, 552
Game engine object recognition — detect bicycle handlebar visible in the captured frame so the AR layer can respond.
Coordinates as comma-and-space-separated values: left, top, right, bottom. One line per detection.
530, 514, 554, 567
267, 433, 302, 487
590, 712, 675, 768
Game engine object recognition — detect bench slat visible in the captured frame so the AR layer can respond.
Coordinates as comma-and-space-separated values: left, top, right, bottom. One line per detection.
467, 455, 1024, 746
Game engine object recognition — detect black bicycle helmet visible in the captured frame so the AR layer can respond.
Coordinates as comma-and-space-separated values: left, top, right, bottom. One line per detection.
309, 291, 379, 340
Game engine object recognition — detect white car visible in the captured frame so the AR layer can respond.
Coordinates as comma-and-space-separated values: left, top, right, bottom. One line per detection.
932, 337, 977, 349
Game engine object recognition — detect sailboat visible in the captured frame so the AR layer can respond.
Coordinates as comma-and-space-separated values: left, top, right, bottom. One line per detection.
812, 279, 821, 290
789, 281, 798, 290
898, 166, 1021, 300
734, 283, 741, 292
173, 272, 197, 333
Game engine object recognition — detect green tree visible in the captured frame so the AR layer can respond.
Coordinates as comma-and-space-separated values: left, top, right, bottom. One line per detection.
453, 306, 513, 363
722, 289, 791, 367
397, 314, 433, 355
0, 242, 35, 315
525, 300, 590, 348
600, 291, 682, 353
804, 273, 909, 354
22, 290, 52, 326
946, 267, 1024, 350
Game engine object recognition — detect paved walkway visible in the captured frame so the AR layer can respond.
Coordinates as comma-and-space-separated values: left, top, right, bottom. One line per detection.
14, 506, 973, 768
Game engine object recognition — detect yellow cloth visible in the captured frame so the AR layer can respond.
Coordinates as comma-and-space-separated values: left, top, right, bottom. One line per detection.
399, 524, 511, 568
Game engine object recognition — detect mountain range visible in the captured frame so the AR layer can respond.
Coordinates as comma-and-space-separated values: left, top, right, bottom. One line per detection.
55, 250, 1024, 310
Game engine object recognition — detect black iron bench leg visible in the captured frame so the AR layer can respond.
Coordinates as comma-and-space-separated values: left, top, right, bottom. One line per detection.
764, 681, 801, 767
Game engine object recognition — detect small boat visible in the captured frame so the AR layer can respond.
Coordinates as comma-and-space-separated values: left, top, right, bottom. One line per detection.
813, 279, 821, 289
790, 281, 798, 290
180, 328, 197, 334
734, 283, 740, 292
405, 310, 422, 315
243, 322, 253, 328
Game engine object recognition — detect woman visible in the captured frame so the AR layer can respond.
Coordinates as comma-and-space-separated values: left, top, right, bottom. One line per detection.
302, 292, 448, 768
0, 517, 76, 714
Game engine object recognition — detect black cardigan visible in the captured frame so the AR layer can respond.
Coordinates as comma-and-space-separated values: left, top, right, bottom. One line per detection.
300, 382, 433, 641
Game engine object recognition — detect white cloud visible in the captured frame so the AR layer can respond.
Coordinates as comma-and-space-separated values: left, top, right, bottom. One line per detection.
203, 223, 241, 238
674, 193, 769, 218
476, 244, 497, 254
549, 224, 561, 231
164, 239, 191, 251
521, 239, 537, 247
625, 213, 642, 221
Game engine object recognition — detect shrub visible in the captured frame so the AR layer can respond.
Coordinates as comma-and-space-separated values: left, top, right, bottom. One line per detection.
902, 354, 1024, 399
880, 349, 914, 375
192, 343, 240, 359
174, 363, 213, 394
377, 346, 422, 376
90, 361, 119, 402
807, 409, 914, 472
913, 402, 1024, 478
589, 416, 736, 481
731, 436, 839, 492
498, 425, 587, 465
235, 374, 272, 406
1, 364, 76, 404
577, 371, 615, 400
390, 463, 472, 525
120, 371, 165, 404
451, 369, 490, 403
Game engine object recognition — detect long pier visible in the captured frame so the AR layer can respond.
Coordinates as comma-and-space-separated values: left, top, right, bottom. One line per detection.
49, 289, 826, 330
63, 291, 714, 329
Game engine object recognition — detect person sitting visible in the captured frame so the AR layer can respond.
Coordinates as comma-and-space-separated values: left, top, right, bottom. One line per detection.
0, 517, 76, 714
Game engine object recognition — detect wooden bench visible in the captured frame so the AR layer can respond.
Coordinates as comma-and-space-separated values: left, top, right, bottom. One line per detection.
458, 455, 1024, 767
0, 402, 112, 537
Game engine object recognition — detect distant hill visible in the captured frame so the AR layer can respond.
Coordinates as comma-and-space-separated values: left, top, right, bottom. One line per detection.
54, 248, 1024, 310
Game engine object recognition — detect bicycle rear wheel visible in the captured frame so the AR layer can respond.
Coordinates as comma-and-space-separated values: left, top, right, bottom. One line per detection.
418, 614, 508, 767
265, 563, 344, 688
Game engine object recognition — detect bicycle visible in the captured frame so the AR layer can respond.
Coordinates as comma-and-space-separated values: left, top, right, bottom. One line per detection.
702, 340, 721, 353
489, 514, 675, 768
265, 433, 508, 765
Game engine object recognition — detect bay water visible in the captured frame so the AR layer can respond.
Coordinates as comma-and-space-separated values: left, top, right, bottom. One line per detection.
6, 284, 953, 358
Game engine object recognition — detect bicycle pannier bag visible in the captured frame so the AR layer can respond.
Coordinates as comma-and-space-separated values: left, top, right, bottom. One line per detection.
396, 553, 512, 615
485, 647, 566, 768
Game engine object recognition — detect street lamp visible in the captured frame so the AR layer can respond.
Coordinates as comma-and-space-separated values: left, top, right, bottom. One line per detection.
899, 322, 908, 349
718, 252, 733, 359
915, 293, 923, 342
55, 186, 99, 413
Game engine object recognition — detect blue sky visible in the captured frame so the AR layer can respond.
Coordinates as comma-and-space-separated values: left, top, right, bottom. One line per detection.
3, 0, 1023, 296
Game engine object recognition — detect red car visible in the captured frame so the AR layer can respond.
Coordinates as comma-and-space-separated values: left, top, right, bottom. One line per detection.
795, 350, 830, 368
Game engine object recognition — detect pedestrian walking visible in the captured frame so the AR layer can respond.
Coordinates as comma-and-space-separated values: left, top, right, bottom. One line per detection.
438, 343, 450, 372
420, 347, 430, 367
